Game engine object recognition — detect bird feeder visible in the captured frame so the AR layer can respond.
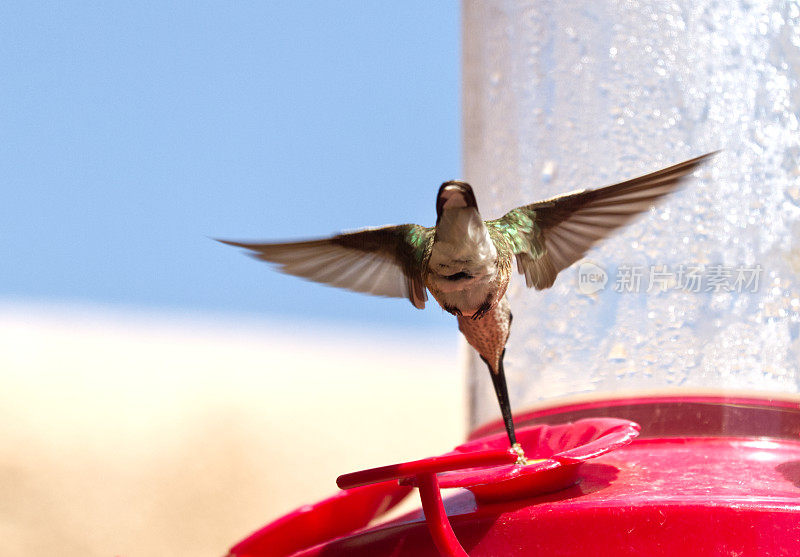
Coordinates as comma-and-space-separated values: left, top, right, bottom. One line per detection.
227, 1, 800, 555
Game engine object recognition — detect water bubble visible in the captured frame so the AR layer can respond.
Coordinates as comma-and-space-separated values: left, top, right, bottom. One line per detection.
541, 160, 557, 184
785, 186, 800, 208
607, 343, 628, 362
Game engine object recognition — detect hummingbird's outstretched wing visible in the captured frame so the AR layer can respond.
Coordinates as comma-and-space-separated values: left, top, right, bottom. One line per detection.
488, 152, 716, 290
218, 224, 433, 309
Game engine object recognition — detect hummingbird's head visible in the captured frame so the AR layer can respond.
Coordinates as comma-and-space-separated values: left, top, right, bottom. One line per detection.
436, 180, 478, 223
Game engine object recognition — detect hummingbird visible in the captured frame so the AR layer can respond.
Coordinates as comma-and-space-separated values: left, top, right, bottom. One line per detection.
219, 153, 714, 458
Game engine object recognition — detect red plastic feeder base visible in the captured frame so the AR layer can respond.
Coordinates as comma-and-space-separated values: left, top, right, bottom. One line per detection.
228, 396, 800, 557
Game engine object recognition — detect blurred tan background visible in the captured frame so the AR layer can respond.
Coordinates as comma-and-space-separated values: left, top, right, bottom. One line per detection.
0, 302, 464, 556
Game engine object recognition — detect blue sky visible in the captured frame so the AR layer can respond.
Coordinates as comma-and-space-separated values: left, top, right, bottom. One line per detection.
1, 3, 460, 331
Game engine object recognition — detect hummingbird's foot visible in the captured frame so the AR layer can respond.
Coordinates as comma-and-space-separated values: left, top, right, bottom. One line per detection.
470, 298, 494, 320
443, 304, 463, 317
511, 442, 528, 465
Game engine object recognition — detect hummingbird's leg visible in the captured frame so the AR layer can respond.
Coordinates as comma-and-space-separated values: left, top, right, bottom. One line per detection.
471, 297, 494, 320
443, 304, 463, 317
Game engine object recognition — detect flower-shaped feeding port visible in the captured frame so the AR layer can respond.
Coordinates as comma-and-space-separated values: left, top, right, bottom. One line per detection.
337, 418, 640, 557
438, 417, 641, 503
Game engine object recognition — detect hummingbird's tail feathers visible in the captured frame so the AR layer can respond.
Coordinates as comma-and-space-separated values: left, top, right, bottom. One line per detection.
490, 152, 717, 290
215, 224, 432, 309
